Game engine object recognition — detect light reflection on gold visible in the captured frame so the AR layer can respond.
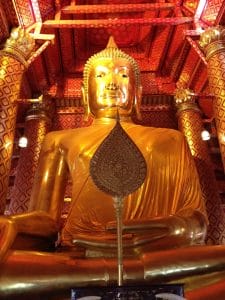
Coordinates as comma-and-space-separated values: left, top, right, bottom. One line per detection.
43, 170, 49, 183
4, 140, 12, 150
0, 36, 224, 299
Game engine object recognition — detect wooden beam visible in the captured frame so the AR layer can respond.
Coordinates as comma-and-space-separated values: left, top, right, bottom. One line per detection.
43, 17, 193, 28
62, 3, 175, 14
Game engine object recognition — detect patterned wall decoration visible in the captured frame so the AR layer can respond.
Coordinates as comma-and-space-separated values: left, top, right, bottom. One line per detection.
0, 54, 25, 214
9, 116, 51, 214
3, 0, 18, 28
86, 12, 143, 47
201, 0, 224, 24
141, 73, 159, 95
30, 0, 42, 22
43, 28, 62, 83
60, 0, 70, 6
148, 11, 173, 72
48, 76, 82, 100
0, 2, 9, 43
133, 105, 178, 129
59, 28, 76, 73
53, 107, 92, 130
177, 47, 200, 88
182, 0, 198, 14
20, 73, 32, 100
48, 73, 163, 99
167, 26, 191, 82
73, 29, 88, 65
190, 61, 208, 94
47, 75, 177, 130
27, 55, 49, 94
198, 96, 214, 119
200, 27, 225, 171
177, 106, 225, 244
12, 0, 35, 27
37, 0, 55, 21
158, 79, 176, 95
206, 52, 225, 170
53, 102, 177, 131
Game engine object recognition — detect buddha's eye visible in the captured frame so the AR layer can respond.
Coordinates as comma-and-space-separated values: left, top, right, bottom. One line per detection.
118, 71, 128, 78
96, 72, 105, 78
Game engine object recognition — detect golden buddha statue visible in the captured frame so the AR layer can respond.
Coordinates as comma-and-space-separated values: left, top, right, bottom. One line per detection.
1, 37, 225, 299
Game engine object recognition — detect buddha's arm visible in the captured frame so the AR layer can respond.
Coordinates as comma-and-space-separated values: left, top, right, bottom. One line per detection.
0, 211, 58, 261
107, 135, 207, 247
136, 135, 208, 246
0, 133, 69, 259
29, 132, 69, 221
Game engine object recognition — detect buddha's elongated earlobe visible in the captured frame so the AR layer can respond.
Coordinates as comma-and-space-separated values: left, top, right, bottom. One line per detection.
133, 86, 142, 120
81, 83, 91, 121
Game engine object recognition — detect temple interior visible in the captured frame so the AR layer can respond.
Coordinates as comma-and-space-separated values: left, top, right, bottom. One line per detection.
1, 0, 225, 299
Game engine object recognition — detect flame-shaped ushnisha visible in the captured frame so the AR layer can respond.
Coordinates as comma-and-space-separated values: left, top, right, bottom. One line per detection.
90, 119, 147, 286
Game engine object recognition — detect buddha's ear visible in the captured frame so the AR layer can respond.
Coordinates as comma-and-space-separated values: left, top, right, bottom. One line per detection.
133, 85, 142, 120
81, 83, 90, 122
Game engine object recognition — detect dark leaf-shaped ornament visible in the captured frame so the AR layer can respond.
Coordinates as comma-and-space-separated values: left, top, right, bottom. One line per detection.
90, 120, 147, 198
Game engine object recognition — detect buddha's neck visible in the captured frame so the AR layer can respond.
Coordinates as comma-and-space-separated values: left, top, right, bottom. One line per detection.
93, 116, 132, 125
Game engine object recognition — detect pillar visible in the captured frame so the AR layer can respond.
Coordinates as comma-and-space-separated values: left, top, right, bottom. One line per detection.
200, 26, 225, 171
0, 28, 35, 214
8, 103, 51, 214
175, 88, 225, 244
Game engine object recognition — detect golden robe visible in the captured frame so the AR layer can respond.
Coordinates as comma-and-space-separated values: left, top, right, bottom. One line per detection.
60, 120, 207, 246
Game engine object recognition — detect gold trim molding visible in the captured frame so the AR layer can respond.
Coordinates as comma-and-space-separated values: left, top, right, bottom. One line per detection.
174, 88, 200, 114
200, 26, 225, 60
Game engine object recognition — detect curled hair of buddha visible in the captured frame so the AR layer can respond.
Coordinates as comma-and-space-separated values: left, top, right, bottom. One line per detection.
82, 36, 142, 120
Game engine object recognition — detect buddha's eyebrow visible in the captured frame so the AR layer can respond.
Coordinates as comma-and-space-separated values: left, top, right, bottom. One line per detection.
95, 66, 108, 72
117, 66, 129, 71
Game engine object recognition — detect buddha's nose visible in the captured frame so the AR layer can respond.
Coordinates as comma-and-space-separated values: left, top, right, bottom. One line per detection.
105, 82, 119, 90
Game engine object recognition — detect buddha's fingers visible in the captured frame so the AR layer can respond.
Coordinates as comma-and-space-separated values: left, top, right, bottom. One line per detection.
0, 217, 17, 262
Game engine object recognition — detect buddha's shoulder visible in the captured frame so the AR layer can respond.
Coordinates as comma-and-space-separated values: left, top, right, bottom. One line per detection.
129, 124, 184, 144
44, 126, 93, 142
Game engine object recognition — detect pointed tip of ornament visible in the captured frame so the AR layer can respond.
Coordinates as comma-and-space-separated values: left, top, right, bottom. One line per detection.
106, 36, 118, 49
116, 108, 120, 123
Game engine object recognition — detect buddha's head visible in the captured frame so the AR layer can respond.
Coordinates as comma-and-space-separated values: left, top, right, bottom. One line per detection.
82, 37, 142, 120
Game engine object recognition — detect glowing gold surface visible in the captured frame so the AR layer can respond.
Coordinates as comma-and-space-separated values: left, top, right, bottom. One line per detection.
0, 29, 35, 213
0, 37, 223, 298
200, 26, 225, 172
175, 88, 225, 244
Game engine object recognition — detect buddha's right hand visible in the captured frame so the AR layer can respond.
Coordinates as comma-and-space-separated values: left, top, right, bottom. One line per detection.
106, 211, 207, 246
0, 216, 17, 262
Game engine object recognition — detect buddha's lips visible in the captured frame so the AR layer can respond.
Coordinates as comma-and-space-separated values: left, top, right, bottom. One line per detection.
100, 90, 125, 100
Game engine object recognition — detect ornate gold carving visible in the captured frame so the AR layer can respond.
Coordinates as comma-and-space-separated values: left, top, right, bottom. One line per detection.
9, 117, 51, 214
90, 120, 147, 198
177, 108, 225, 245
199, 26, 225, 60
25, 102, 50, 122
174, 88, 195, 104
0, 54, 24, 213
82, 36, 142, 120
1, 27, 35, 67
205, 46, 225, 171
174, 88, 199, 113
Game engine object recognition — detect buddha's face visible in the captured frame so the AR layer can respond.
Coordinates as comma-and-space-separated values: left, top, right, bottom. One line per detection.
88, 57, 136, 119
